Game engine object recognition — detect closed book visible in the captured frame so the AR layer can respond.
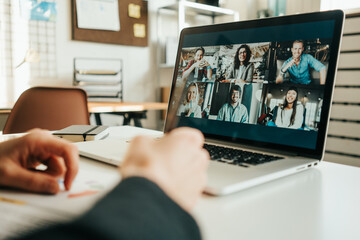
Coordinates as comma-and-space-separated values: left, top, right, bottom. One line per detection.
53, 125, 109, 142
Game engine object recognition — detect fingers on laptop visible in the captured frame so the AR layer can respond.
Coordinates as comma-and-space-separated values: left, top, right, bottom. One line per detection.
120, 127, 209, 211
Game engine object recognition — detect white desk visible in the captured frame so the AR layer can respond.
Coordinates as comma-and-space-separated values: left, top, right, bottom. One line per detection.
1, 126, 360, 240
195, 162, 360, 240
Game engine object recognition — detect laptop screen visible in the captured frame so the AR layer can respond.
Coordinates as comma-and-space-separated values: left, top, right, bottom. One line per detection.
165, 11, 344, 157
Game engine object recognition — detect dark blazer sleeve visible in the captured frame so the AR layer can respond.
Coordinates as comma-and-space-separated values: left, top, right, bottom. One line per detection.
16, 177, 202, 240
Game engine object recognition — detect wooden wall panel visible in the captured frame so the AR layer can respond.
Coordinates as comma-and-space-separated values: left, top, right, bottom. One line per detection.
326, 138, 360, 156
338, 53, 360, 68
341, 35, 360, 51
325, 14, 360, 166
343, 17, 360, 34
332, 88, 360, 103
335, 71, 360, 85
328, 121, 360, 138
330, 105, 360, 120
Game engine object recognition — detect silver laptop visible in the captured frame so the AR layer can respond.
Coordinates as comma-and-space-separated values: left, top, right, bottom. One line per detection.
164, 10, 344, 195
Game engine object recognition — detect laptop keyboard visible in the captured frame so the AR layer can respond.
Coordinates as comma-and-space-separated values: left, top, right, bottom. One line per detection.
203, 144, 283, 167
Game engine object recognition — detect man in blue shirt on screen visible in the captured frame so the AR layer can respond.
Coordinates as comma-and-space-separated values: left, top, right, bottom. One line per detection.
217, 85, 248, 123
276, 40, 327, 85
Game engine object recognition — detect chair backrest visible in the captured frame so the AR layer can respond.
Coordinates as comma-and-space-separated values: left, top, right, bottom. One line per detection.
3, 87, 90, 134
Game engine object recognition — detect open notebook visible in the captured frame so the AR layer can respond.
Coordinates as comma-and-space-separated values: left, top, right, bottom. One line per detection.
75, 139, 130, 166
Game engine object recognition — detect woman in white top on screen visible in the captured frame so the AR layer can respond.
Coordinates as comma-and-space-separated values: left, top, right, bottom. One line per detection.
177, 83, 202, 118
275, 87, 304, 129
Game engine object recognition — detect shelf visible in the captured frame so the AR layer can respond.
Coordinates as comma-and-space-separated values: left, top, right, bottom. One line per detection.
160, 1, 239, 19
73, 58, 123, 101
159, 64, 175, 69
76, 70, 119, 75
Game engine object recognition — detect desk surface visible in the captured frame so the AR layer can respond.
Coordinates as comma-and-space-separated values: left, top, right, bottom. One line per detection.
0, 102, 168, 114
87, 101, 167, 113
0, 102, 12, 114
1, 126, 360, 240
195, 162, 360, 240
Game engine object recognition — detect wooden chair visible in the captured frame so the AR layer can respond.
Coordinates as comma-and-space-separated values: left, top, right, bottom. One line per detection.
3, 87, 90, 134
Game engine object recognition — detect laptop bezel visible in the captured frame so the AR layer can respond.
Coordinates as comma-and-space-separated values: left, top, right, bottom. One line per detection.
164, 10, 344, 160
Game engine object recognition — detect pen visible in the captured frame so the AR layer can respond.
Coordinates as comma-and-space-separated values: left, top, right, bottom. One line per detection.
0, 196, 27, 205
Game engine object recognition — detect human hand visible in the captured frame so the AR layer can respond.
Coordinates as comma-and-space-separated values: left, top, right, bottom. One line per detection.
283, 59, 295, 71
0, 129, 79, 194
120, 127, 209, 212
199, 59, 210, 68
185, 108, 193, 117
193, 60, 202, 68
234, 79, 247, 84
275, 77, 283, 84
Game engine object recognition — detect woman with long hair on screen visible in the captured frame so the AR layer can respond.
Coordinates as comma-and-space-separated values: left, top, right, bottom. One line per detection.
228, 44, 254, 83
274, 86, 304, 129
177, 83, 202, 118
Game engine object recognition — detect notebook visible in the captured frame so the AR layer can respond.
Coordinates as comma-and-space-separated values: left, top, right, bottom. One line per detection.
76, 139, 129, 166
53, 125, 109, 142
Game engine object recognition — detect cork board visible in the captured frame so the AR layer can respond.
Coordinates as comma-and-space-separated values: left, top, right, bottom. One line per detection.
71, 0, 148, 46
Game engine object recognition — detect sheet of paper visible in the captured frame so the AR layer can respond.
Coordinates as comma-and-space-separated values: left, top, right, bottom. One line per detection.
0, 167, 120, 238
128, 3, 141, 19
76, 0, 120, 31
20, 0, 57, 22
133, 23, 146, 38
0, 201, 71, 239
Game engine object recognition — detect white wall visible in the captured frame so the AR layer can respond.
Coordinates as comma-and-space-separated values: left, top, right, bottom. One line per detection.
286, 0, 321, 14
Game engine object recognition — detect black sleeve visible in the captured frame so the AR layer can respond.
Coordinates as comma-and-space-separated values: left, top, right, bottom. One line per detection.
17, 177, 202, 240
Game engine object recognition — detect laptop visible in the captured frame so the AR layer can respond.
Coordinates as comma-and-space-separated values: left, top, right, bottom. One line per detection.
164, 10, 344, 195
77, 10, 344, 195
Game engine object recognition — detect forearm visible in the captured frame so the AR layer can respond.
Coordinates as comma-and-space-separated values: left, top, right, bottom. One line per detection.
17, 177, 201, 240
277, 61, 293, 83
182, 65, 195, 79
276, 74, 284, 84
245, 65, 254, 83
320, 68, 326, 85
207, 68, 212, 79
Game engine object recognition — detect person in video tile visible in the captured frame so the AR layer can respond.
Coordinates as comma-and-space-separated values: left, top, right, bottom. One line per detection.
228, 44, 254, 83
217, 84, 248, 123
276, 40, 326, 85
182, 47, 212, 82
271, 87, 304, 129
177, 83, 202, 118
